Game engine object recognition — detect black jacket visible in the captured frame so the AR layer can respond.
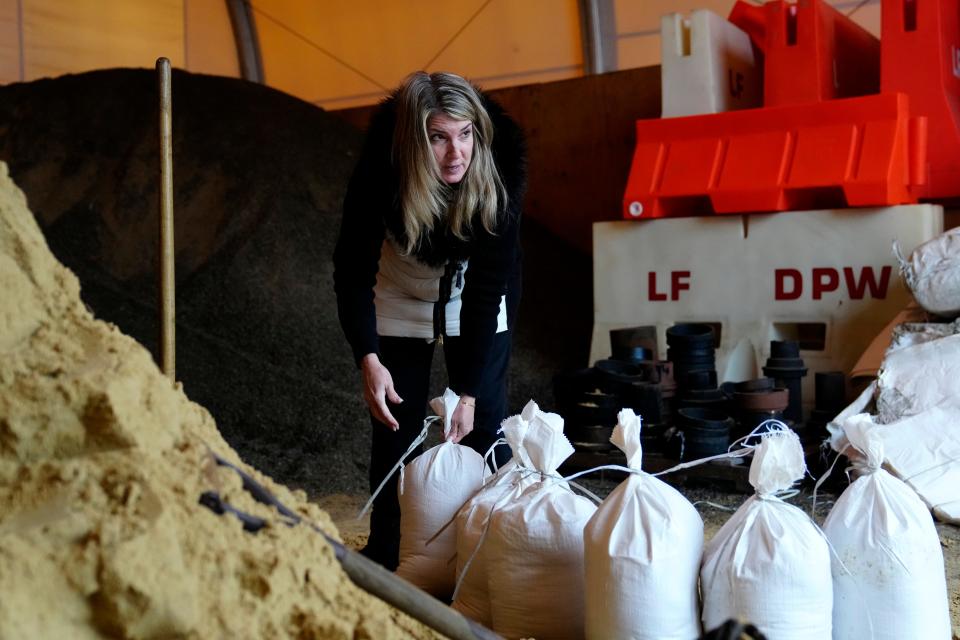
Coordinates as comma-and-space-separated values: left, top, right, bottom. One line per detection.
333, 91, 526, 396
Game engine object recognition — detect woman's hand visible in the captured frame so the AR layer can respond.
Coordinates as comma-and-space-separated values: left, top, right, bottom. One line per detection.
361, 354, 402, 430
449, 395, 475, 443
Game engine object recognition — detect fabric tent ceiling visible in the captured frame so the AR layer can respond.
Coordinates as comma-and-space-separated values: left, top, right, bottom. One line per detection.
0, 0, 880, 109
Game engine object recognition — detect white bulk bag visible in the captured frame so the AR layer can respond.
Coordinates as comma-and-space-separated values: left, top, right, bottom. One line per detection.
700, 427, 832, 639
876, 333, 960, 421
871, 400, 960, 523
451, 400, 540, 626
896, 227, 960, 318
487, 407, 597, 640
824, 415, 951, 639
584, 409, 703, 640
829, 324, 960, 523
395, 389, 487, 598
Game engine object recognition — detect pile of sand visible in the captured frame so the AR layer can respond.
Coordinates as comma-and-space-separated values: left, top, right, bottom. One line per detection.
0, 161, 438, 638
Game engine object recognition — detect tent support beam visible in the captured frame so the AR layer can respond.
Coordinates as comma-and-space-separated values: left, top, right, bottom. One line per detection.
578, 0, 618, 75
226, 0, 264, 83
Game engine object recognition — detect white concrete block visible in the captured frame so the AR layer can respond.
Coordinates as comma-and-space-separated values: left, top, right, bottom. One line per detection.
591, 205, 944, 411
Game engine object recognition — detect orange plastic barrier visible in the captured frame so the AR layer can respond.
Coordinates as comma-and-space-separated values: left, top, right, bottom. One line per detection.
622, 92, 926, 219
881, 0, 960, 201
621, 0, 960, 219
729, 0, 880, 107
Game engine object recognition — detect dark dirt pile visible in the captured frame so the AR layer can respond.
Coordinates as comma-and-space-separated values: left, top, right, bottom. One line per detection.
0, 68, 591, 498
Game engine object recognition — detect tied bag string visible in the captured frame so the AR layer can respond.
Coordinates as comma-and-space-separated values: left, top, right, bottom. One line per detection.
560, 419, 786, 487
482, 437, 504, 475
812, 442, 853, 516
357, 415, 441, 520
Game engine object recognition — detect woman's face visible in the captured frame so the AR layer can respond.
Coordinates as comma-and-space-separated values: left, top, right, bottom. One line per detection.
428, 113, 474, 184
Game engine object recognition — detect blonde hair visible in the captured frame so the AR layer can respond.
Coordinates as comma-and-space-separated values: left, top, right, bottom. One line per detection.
392, 71, 507, 255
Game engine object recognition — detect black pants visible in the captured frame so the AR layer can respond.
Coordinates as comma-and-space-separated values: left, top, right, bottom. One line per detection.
363, 331, 513, 570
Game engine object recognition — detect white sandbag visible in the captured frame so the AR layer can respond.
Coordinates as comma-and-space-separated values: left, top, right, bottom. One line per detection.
487, 406, 597, 640
896, 227, 960, 318
583, 409, 703, 640
451, 400, 540, 626
823, 415, 951, 639
700, 426, 832, 639
395, 389, 487, 598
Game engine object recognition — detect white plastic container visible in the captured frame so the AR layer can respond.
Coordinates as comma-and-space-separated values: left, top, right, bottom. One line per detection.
661, 9, 761, 118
